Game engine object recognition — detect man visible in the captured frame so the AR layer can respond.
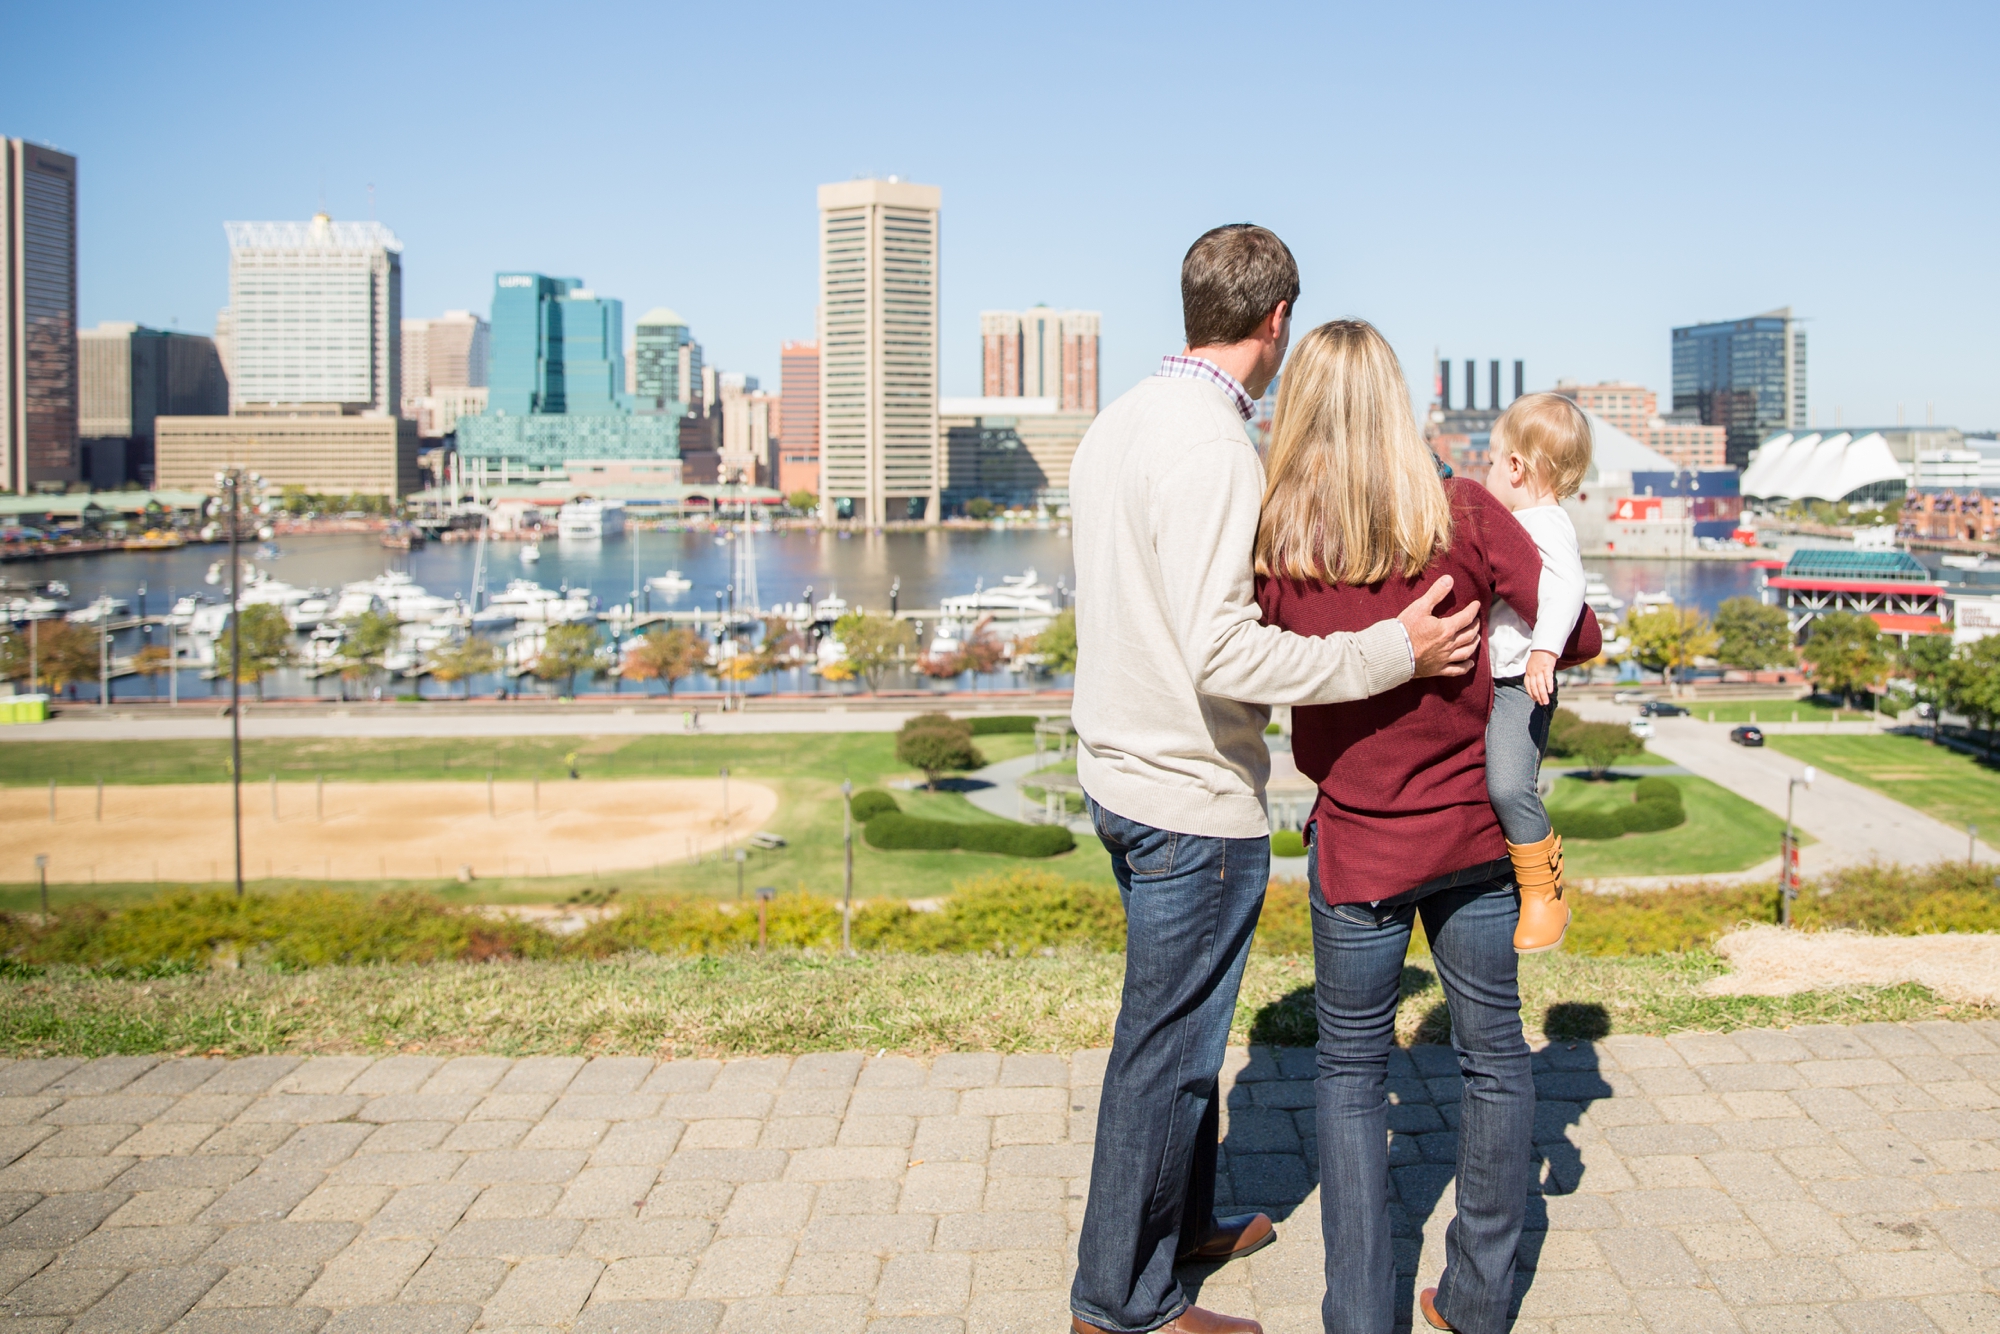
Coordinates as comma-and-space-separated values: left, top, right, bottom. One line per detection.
1068, 225, 1481, 1334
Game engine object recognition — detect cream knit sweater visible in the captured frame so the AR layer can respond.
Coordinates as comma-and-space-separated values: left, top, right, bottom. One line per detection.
1071, 374, 1414, 839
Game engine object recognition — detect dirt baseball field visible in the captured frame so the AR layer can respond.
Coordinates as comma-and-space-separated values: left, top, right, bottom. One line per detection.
3, 778, 778, 884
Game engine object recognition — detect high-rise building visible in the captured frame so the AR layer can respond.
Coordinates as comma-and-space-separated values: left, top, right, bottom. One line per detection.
981, 306, 1099, 413
633, 308, 692, 411
78, 323, 227, 487
938, 396, 1093, 514
222, 214, 402, 416
719, 374, 778, 486
401, 310, 489, 435
1671, 307, 1806, 468
3, 138, 79, 492
818, 177, 940, 522
457, 272, 678, 480
778, 339, 819, 497
1553, 380, 1730, 472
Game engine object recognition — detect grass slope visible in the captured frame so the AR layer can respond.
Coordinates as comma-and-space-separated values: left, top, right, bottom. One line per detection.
1685, 700, 1880, 724
0, 951, 1983, 1059
1769, 732, 2000, 836
1542, 772, 1790, 876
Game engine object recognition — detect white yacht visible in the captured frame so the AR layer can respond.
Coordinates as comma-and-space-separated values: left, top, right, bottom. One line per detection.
340, 572, 457, 624
557, 498, 625, 540
1630, 589, 1675, 612
519, 543, 541, 564
484, 579, 593, 624
647, 569, 693, 595
1583, 575, 1625, 618
939, 570, 1059, 621
65, 595, 131, 624
4, 595, 66, 622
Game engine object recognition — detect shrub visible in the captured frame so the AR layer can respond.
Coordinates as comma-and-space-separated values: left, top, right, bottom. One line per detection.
848, 789, 900, 822
967, 716, 1036, 735
896, 714, 984, 789
1551, 809, 1626, 841
1620, 798, 1685, 833
1270, 830, 1307, 858
1551, 777, 1686, 839
863, 813, 1074, 857
858, 871, 1126, 954
1632, 776, 1679, 804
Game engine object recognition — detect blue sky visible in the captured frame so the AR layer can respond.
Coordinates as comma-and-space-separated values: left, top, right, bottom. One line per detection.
6, 1, 1995, 427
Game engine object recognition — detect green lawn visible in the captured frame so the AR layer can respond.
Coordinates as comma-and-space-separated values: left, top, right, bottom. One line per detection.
0, 731, 1116, 906
1768, 732, 2000, 836
0, 950, 1983, 1058
1685, 699, 1882, 724
1545, 772, 1790, 877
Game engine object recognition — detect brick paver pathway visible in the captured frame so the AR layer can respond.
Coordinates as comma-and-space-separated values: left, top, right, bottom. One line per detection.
0, 1022, 1995, 1332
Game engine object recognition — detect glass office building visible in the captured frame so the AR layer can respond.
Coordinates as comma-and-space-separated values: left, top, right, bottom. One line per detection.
632, 308, 692, 412
3, 139, 79, 491
1671, 307, 1806, 469
461, 273, 677, 474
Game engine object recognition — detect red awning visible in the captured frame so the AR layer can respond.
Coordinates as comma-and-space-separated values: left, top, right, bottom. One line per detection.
1767, 578, 1944, 594
1867, 613, 1949, 634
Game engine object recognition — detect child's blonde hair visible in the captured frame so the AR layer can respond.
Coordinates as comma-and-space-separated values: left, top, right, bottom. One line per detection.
1255, 319, 1452, 585
1492, 393, 1592, 499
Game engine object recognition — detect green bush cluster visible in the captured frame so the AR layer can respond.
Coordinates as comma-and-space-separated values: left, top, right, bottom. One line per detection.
1554, 777, 1687, 840
848, 789, 900, 822
863, 813, 1075, 857
1270, 830, 1307, 858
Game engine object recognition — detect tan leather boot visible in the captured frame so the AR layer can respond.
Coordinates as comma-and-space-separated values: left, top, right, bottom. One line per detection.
1510, 830, 1568, 953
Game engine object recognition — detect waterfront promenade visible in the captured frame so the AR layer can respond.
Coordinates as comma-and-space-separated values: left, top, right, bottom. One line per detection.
0, 1024, 1994, 1332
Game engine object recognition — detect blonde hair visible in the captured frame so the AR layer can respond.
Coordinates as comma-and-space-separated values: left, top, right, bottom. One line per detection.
1255, 320, 1452, 585
1492, 393, 1592, 499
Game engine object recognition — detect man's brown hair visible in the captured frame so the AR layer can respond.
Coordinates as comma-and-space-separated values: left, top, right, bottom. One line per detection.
1181, 224, 1300, 349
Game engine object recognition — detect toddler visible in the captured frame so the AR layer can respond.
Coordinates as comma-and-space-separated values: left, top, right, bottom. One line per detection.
1483, 394, 1593, 952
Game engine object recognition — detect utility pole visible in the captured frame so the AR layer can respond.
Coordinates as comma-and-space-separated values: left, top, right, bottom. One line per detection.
218, 467, 259, 899
841, 778, 854, 955
1782, 767, 1815, 925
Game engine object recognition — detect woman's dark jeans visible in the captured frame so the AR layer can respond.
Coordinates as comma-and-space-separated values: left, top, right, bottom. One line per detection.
1308, 839, 1534, 1334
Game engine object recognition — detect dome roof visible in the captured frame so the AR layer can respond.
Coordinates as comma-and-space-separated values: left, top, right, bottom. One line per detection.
1743, 430, 1905, 501
636, 307, 686, 328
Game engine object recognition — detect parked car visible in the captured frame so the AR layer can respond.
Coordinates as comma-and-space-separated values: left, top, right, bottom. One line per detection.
1639, 702, 1690, 717
1629, 718, 1656, 739
1612, 690, 1655, 704
1730, 725, 1765, 747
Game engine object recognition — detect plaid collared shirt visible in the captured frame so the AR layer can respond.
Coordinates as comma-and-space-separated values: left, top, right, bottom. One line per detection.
1156, 354, 1256, 422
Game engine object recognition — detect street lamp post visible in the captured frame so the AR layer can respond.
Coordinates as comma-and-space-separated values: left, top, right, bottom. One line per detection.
1781, 766, 1816, 925
735, 847, 747, 901
841, 778, 854, 955
34, 855, 48, 921
217, 468, 260, 899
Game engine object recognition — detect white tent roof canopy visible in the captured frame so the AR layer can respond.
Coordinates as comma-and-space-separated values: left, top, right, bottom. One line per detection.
1742, 431, 1905, 501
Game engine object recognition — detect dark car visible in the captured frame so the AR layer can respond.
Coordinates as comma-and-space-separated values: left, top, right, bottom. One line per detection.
1640, 702, 1690, 717
1730, 725, 1765, 747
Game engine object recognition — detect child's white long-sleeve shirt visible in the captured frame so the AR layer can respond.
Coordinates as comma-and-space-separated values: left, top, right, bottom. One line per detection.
1489, 504, 1587, 677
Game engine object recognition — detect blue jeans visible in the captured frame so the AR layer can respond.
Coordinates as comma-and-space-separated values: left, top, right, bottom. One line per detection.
1308, 839, 1534, 1334
1071, 795, 1270, 1332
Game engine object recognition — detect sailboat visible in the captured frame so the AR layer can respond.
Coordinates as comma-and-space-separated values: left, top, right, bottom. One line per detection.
520, 542, 541, 564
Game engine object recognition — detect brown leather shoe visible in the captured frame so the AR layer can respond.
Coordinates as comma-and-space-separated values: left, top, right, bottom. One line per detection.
1418, 1287, 1455, 1331
1073, 1305, 1264, 1334
1176, 1211, 1276, 1265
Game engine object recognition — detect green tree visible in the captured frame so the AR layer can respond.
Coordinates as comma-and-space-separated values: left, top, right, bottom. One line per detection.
217, 603, 293, 701
533, 622, 602, 697
1029, 607, 1077, 674
334, 609, 400, 700
130, 643, 173, 697
832, 612, 916, 693
429, 635, 500, 698
1571, 720, 1643, 779
1623, 606, 1718, 690
623, 626, 706, 695
1943, 636, 2000, 755
965, 497, 995, 520
29, 621, 98, 698
896, 714, 985, 790
0, 629, 27, 684
786, 490, 817, 513
1802, 611, 1888, 705
1713, 597, 1795, 670
1901, 633, 1958, 730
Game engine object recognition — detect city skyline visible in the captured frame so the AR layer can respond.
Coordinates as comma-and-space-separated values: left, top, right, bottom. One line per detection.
3, 3, 1996, 427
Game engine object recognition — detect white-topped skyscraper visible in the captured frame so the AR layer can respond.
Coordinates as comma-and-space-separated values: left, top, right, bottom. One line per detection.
817, 177, 940, 523
221, 213, 402, 416
3, 138, 79, 491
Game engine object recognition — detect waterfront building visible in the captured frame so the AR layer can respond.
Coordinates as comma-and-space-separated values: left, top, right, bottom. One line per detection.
458, 272, 678, 482
980, 307, 1100, 413
155, 408, 418, 497
1553, 380, 1729, 471
778, 339, 820, 497
818, 178, 940, 523
937, 396, 1093, 514
719, 373, 778, 485
78, 323, 228, 488
1739, 431, 1905, 504
1671, 308, 1806, 468
3, 138, 79, 492
633, 309, 693, 411
222, 214, 402, 416
1756, 548, 1946, 643
401, 310, 488, 433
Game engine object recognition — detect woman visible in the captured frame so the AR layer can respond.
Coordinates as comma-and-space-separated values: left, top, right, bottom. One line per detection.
1253, 321, 1598, 1334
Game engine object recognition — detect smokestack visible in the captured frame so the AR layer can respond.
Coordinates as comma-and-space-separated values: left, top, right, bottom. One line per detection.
1465, 360, 1476, 411
1441, 360, 1452, 410
1514, 360, 1524, 401
1489, 360, 1500, 412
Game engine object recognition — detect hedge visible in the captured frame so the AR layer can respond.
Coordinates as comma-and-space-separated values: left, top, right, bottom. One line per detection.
1552, 776, 1686, 841
967, 716, 1038, 735
863, 812, 1075, 857
848, 790, 900, 822
1270, 830, 1307, 858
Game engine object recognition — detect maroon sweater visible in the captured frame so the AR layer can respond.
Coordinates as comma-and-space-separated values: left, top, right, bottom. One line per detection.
1256, 479, 1601, 904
